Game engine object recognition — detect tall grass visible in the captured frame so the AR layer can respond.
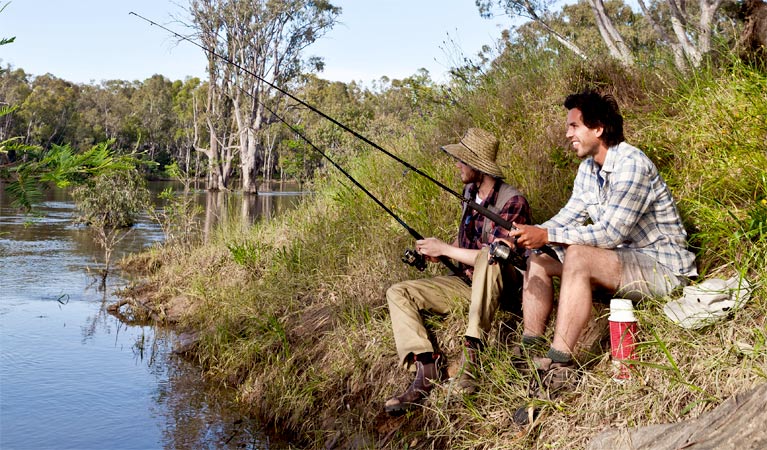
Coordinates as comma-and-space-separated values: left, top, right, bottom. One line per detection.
124, 54, 767, 449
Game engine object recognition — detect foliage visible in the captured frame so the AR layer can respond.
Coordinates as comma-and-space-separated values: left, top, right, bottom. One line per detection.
635, 59, 767, 274
0, 70, 208, 178
5, 140, 141, 210
142, 162, 204, 249
70, 168, 150, 228
20, 74, 80, 146
65, 151, 149, 288
151, 185, 203, 249
277, 124, 323, 183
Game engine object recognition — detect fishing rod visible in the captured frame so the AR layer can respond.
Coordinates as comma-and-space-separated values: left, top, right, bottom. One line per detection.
253, 94, 470, 284
130, 15, 528, 232
130, 12, 558, 262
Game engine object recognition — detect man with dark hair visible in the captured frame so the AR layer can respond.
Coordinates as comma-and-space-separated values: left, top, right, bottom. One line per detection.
508, 90, 697, 424
384, 128, 531, 415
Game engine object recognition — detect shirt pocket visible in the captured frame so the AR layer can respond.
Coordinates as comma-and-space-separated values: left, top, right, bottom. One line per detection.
582, 191, 602, 222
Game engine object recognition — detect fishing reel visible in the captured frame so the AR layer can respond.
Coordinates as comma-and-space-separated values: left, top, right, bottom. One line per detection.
488, 240, 527, 270
401, 248, 427, 271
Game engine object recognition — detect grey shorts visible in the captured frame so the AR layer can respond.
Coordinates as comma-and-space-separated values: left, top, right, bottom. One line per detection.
615, 249, 686, 301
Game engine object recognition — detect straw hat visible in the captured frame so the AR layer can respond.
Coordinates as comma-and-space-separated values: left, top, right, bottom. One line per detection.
441, 128, 504, 178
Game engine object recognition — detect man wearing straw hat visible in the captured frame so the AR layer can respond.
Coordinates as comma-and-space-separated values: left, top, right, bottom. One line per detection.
508, 90, 697, 425
384, 127, 532, 415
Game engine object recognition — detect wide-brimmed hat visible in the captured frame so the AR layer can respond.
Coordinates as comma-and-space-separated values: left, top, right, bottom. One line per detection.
441, 128, 504, 178
663, 276, 752, 329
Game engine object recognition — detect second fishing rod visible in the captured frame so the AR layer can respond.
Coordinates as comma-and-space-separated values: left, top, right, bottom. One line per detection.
254, 94, 471, 284
129, 12, 545, 248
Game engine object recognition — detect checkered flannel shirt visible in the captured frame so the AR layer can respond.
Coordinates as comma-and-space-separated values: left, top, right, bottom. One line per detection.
542, 142, 697, 277
459, 179, 532, 277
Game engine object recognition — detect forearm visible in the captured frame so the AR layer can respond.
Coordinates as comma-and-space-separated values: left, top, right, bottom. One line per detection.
416, 237, 480, 266
441, 246, 481, 267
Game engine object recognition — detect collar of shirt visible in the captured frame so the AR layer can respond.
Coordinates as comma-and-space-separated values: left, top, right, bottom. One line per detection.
467, 178, 502, 208
590, 142, 625, 190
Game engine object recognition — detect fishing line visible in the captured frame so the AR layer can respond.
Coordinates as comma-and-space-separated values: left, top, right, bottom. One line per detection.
130, 12, 558, 261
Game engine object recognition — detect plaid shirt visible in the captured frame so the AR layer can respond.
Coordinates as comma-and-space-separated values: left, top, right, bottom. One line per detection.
542, 142, 697, 277
458, 179, 532, 276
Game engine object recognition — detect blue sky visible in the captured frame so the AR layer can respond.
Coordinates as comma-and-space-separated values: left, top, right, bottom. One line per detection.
1, 0, 511, 85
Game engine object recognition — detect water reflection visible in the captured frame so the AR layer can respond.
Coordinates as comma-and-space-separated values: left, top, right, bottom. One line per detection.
159, 181, 307, 243
0, 181, 304, 449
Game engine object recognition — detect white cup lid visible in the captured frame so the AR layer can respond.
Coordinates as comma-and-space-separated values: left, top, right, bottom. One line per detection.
609, 298, 637, 322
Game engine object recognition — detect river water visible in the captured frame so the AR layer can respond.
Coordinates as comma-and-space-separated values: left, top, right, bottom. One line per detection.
0, 182, 305, 450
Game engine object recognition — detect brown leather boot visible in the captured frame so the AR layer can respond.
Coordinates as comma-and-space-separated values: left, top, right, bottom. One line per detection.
530, 357, 578, 400
449, 344, 479, 396
384, 357, 440, 415
513, 357, 579, 427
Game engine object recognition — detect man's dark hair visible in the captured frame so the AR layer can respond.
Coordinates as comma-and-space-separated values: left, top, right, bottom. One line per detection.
564, 90, 625, 147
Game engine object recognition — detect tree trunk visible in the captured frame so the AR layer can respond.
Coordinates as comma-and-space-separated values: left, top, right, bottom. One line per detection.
637, 0, 690, 71
241, 127, 259, 193
588, 383, 767, 449
589, 0, 634, 66
738, 0, 767, 59
698, 0, 724, 55
203, 125, 224, 191
262, 127, 278, 183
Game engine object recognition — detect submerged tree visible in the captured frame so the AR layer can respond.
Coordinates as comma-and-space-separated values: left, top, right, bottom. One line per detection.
188, 0, 340, 193
71, 165, 151, 285
5, 140, 150, 284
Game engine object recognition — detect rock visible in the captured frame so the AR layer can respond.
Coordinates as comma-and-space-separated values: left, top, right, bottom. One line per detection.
174, 331, 200, 354
588, 383, 767, 449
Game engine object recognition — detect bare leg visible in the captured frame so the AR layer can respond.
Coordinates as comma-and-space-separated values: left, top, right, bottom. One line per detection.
551, 245, 621, 353
522, 252, 562, 337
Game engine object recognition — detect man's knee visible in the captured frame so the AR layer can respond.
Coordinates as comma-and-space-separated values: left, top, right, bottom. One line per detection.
526, 251, 547, 271
386, 282, 408, 307
561, 244, 592, 264
526, 250, 562, 278
562, 245, 621, 288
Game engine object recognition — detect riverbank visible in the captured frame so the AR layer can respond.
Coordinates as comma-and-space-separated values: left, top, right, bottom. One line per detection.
117, 59, 767, 449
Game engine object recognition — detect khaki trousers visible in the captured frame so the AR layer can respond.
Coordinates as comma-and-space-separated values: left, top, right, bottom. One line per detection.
387, 247, 519, 368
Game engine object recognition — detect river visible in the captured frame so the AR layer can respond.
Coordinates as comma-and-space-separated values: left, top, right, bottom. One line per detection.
0, 182, 305, 450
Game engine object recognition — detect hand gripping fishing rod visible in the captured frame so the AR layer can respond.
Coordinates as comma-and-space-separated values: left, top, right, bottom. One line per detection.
129, 13, 557, 255
254, 96, 471, 285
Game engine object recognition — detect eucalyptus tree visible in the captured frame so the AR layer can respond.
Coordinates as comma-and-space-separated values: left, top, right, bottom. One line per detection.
189, 0, 237, 191
129, 74, 177, 169
171, 77, 206, 175
477, 0, 731, 70
19, 74, 79, 146
75, 80, 134, 150
189, 0, 340, 193
0, 66, 31, 145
